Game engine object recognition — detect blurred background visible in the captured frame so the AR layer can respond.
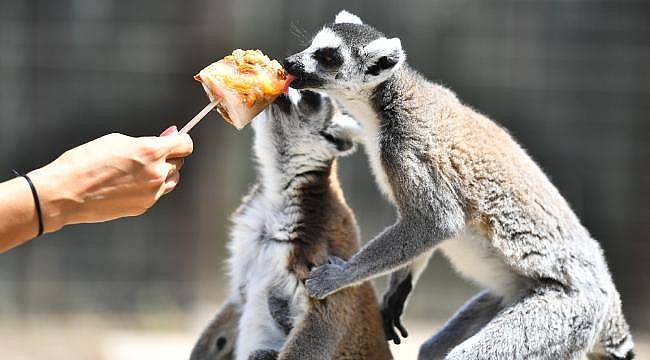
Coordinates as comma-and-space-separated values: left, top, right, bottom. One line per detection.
1, 0, 648, 359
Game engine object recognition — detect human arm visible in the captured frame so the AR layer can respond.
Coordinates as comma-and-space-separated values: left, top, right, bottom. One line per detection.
0, 130, 193, 253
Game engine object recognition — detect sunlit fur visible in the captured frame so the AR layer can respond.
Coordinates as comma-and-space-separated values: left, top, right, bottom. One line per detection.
285, 10, 635, 360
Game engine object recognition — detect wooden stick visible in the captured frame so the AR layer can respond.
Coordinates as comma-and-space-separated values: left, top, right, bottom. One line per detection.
179, 99, 220, 134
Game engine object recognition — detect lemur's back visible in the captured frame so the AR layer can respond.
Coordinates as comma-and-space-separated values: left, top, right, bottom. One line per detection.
374, 67, 611, 286
372, 67, 631, 357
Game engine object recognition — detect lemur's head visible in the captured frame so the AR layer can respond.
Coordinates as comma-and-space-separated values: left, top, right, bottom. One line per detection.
252, 88, 361, 174
284, 10, 406, 93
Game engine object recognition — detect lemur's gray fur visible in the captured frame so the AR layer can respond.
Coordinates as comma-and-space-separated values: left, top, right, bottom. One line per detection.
189, 89, 392, 360
283, 10, 634, 360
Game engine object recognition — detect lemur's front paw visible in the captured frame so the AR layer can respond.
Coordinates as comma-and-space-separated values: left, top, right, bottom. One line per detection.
380, 274, 413, 345
305, 256, 349, 299
381, 302, 409, 345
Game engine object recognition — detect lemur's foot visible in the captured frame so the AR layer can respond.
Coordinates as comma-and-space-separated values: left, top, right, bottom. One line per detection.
248, 349, 278, 360
305, 256, 349, 299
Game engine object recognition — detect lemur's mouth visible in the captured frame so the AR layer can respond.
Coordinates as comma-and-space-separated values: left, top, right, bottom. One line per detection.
286, 73, 324, 89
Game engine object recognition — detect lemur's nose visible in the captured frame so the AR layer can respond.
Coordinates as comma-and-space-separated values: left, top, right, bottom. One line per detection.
283, 56, 302, 74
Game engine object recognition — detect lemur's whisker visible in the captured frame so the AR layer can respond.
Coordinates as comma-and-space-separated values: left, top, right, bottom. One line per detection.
289, 21, 310, 47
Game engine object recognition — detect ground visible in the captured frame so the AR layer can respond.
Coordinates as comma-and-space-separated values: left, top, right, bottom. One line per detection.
2, 316, 648, 359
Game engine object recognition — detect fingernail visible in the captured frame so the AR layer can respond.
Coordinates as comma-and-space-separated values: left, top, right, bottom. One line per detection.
160, 126, 178, 137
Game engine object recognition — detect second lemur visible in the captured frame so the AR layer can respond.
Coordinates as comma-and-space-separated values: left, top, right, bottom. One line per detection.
189, 89, 392, 360
284, 10, 634, 360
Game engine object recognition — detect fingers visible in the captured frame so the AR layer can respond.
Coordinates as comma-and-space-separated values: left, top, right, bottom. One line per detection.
159, 125, 178, 137
165, 158, 184, 178
143, 129, 193, 159
383, 313, 407, 344
387, 327, 401, 344
156, 133, 194, 158
162, 171, 180, 195
158, 158, 184, 196
385, 322, 406, 344
395, 319, 409, 338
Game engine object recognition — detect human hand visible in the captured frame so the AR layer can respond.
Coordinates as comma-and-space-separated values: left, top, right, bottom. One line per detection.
28, 128, 193, 232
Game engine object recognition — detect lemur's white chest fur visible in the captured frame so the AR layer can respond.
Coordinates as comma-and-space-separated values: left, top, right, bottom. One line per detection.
227, 113, 311, 359
439, 228, 524, 297
228, 192, 309, 360
336, 94, 522, 299
334, 93, 395, 202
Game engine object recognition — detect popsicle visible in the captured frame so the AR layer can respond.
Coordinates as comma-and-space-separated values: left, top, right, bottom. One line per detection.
181, 49, 291, 133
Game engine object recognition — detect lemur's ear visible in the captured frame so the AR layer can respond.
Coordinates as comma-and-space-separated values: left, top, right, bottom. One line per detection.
335, 10, 363, 25
322, 113, 362, 155
362, 37, 405, 79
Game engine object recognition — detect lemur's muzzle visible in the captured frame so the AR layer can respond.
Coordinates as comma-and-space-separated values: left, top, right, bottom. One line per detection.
283, 55, 324, 89
283, 56, 303, 75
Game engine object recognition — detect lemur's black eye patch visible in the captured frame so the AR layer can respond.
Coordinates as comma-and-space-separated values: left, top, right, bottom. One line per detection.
365, 55, 398, 76
313, 47, 343, 69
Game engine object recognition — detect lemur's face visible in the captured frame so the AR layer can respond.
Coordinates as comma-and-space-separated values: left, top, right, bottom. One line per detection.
253, 88, 361, 161
284, 10, 405, 93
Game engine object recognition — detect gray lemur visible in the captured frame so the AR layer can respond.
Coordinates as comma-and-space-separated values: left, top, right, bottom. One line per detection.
189, 88, 392, 360
283, 10, 634, 360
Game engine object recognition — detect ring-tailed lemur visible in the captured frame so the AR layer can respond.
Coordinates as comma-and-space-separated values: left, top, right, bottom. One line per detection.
189, 89, 392, 360
283, 10, 634, 360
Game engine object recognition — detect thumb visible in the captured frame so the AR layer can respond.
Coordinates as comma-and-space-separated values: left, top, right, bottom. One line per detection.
160, 125, 178, 137
155, 132, 193, 158
143, 127, 193, 159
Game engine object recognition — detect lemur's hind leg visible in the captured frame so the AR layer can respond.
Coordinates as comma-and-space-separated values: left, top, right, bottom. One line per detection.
418, 290, 502, 360
586, 288, 635, 360
190, 301, 242, 360
444, 284, 607, 360
382, 250, 433, 344
276, 295, 346, 360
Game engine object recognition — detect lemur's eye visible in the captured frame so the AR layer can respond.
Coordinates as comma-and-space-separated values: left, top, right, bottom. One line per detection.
314, 47, 342, 68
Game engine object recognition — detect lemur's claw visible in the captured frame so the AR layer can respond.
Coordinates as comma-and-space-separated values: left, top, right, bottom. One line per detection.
326, 255, 346, 266
382, 307, 409, 344
305, 256, 349, 299
380, 271, 413, 345
385, 326, 401, 345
